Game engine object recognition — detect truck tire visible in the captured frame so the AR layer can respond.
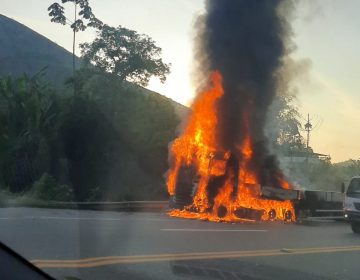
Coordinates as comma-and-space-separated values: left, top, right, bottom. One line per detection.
351, 222, 360, 234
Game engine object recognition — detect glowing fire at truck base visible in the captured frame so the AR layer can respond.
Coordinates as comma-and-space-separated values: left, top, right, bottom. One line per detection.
166, 72, 296, 223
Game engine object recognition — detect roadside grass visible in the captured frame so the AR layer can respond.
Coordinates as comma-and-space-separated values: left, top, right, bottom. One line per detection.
0, 190, 60, 208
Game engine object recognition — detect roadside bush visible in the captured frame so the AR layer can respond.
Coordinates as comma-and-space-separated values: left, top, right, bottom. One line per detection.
0, 192, 6, 207
0, 185, 12, 207
31, 173, 74, 201
86, 186, 102, 201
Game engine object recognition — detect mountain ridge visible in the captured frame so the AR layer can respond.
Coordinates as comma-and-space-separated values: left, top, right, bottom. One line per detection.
0, 14, 78, 86
0, 14, 188, 117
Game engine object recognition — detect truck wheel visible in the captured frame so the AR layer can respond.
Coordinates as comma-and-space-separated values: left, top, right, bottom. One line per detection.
351, 222, 360, 234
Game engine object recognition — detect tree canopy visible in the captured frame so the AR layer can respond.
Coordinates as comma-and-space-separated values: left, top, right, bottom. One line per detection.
48, 0, 103, 31
80, 25, 171, 86
48, 0, 103, 76
266, 94, 305, 153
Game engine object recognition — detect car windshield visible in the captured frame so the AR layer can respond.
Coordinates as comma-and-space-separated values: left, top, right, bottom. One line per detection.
347, 179, 360, 194
1, 1, 360, 280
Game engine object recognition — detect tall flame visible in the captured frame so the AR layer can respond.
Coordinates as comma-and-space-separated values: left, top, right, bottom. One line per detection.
167, 71, 294, 222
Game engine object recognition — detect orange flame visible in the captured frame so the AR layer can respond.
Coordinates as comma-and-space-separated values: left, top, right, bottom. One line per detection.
167, 71, 224, 196
167, 71, 295, 222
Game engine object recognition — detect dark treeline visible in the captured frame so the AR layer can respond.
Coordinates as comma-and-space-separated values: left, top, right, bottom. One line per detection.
0, 69, 179, 201
0, 0, 180, 203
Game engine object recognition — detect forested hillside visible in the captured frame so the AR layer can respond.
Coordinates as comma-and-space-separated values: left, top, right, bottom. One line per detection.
0, 15, 184, 201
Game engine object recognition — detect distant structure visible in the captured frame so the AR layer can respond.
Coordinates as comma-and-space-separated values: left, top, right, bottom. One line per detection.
280, 151, 331, 165
304, 114, 313, 149
280, 113, 330, 165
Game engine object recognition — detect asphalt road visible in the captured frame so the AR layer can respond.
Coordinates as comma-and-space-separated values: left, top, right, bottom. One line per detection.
0, 207, 359, 280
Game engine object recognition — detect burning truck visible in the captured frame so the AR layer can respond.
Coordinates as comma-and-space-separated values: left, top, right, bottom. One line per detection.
165, 1, 343, 223
164, 1, 299, 223
166, 72, 297, 222
165, 71, 343, 223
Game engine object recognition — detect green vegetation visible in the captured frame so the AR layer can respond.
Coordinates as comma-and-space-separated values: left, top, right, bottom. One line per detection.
48, 0, 103, 75
80, 25, 170, 86
267, 94, 305, 153
268, 94, 360, 191
30, 173, 73, 201
0, 3, 180, 203
64, 69, 179, 201
0, 69, 178, 202
48, 0, 102, 31
0, 73, 62, 193
279, 158, 360, 192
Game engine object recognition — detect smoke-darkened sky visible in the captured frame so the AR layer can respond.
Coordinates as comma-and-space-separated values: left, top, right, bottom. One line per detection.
1, 0, 359, 162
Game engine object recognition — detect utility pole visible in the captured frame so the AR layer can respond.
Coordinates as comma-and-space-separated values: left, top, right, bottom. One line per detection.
304, 114, 313, 166
72, 2, 77, 79
300, 113, 322, 167
304, 113, 313, 149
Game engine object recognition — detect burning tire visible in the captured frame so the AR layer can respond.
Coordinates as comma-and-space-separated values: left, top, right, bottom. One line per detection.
284, 210, 293, 222
172, 165, 196, 209
268, 209, 276, 221
217, 205, 227, 218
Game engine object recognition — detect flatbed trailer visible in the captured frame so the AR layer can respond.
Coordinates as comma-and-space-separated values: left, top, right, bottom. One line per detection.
293, 190, 344, 221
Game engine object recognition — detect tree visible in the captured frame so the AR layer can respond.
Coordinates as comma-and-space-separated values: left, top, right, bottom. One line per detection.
65, 69, 179, 199
266, 94, 305, 153
48, 0, 103, 76
80, 25, 171, 86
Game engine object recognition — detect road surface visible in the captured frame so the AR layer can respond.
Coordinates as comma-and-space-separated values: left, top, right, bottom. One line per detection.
0, 207, 359, 280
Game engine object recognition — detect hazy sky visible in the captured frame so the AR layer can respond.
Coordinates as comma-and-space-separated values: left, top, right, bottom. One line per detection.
1, 0, 359, 163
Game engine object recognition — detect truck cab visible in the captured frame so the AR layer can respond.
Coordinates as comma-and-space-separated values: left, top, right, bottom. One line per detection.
344, 176, 360, 233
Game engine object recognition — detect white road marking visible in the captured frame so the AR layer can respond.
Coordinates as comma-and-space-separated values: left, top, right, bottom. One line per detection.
161, 228, 268, 232
143, 218, 190, 222
0, 216, 185, 222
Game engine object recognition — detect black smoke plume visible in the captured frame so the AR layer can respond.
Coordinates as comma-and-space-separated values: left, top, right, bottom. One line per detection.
195, 0, 294, 189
